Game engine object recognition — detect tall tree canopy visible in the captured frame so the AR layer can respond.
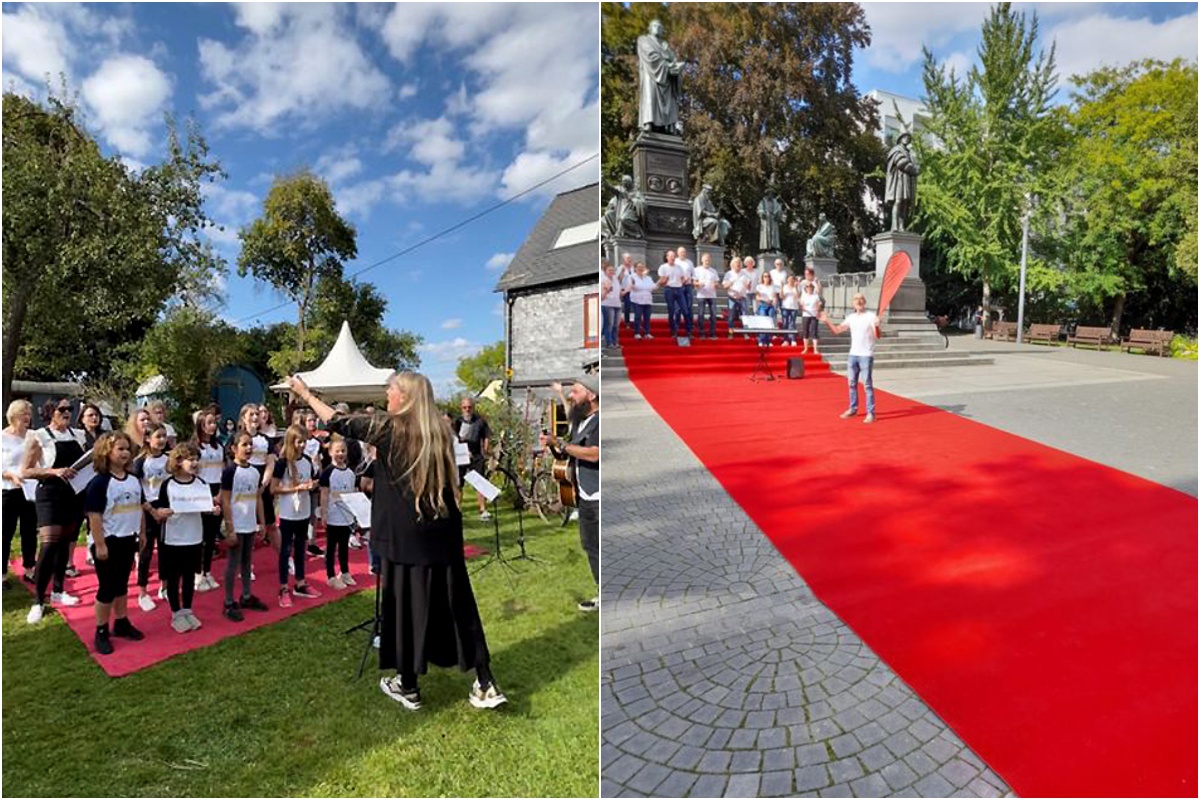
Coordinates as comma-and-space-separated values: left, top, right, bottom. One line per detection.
916, 3, 1061, 322
2, 92, 225, 408
237, 170, 357, 374
602, 2, 884, 266
455, 341, 505, 394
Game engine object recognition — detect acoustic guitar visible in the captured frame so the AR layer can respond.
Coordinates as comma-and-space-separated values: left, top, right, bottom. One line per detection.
546, 401, 577, 508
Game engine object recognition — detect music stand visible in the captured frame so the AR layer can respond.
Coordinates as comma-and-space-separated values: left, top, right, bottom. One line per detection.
510, 491, 549, 565
736, 316, 779, 382
343, 569, 381, 679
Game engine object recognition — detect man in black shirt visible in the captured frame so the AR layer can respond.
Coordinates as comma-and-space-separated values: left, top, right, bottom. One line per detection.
453, 398, 492, 520
543, 376, 600, 612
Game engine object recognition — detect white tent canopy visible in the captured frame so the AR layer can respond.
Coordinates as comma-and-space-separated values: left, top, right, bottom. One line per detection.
271, 321, 394, 402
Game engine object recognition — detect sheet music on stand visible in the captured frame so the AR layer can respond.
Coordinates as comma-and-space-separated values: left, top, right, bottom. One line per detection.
731, 317, 779, 382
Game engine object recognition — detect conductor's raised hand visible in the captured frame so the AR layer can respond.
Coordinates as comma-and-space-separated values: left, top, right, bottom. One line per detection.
286, 375, 311, 399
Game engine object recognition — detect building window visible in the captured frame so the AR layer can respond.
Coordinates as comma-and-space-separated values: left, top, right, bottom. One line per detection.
584, 293, 599, 349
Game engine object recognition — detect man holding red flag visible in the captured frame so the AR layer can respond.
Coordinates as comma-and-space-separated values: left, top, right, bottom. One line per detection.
821, 292, 880, 423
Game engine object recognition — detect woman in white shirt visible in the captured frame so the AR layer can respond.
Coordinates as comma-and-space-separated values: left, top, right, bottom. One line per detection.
779, 275, 801, 346
2, 400, 37, 587
600, 263, 624, 348
799, 280, 823, 354
722, 257, 747, 337
753, 272, 777, 347
628, 262, 656, 339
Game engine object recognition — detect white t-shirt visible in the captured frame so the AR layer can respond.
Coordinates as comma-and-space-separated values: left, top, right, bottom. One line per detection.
272, 457, 314, 520
135, 453, 169, 503
198, 441, 224, 486
84, 473, 143, 538
222, 463, 262, 534
676, 258, 694, 281
320, 465, 359, 527
658, 263, 685, 288
722, 270, 747, 299
693, 266, 719, 299
157, 477, 207, 546
629, 274, 656, 305
248, 433, 270, 466
800, 291, 821, 317
769, 268, 789, 293
2, 431, 25, 487
844, 311, 880, 357
600, 276, 623, 308
754, 283, 775, 306
781, 285, 800, 310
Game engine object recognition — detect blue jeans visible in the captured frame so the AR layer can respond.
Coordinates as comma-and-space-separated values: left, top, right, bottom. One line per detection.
697, 298, 717, 337
680, 285, 694, 335
727, 297, 745, 334
622, 293, 633, 325
664, 287, 683, 336
756, 302, 774, 346
633, 303, 651, 336
846, 355, 875, 415
781, 309, 797, 342
602, 306, 620, 347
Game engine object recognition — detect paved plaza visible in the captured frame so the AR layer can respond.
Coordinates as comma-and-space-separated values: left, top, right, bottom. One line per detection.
600, 344, 1196, 797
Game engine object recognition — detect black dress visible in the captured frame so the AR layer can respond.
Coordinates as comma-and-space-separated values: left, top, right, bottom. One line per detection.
327, 413, 490, 676
34, 429, 84, 531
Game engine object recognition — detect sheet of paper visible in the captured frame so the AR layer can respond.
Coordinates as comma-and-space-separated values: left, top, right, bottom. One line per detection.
338, 491, 373, 528
69, 464, 95, 494
303, 438, 320, 459
454, 441, 470, 466
169, 480, 217, 513
22, 479, 38, 502
69, 448, 94, 471
464, 469, 500, 503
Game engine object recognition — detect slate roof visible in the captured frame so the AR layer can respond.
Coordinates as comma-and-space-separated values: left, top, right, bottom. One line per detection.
495, 182, 599, 292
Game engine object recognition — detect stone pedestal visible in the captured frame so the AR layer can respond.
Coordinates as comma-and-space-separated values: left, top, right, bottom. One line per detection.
607, 237, 648, 271
872, 231, 926, 319
630, 132, 693, 258
695, 242, 726, 272
804, 256, 838, 284
758, 251, 786, 271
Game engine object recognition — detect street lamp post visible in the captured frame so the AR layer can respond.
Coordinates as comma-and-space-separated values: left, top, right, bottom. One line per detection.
1016, 197, 1031, 345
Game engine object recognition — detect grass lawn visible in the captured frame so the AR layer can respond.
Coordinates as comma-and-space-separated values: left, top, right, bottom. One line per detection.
2, 495, 598, 797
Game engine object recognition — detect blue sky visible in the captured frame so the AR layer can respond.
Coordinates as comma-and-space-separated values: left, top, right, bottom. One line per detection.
2, 2, 599, 396
856, 2, 1196, 102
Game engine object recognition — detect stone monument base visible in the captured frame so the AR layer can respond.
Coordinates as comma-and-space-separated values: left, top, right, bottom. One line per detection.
804, 256, 838, 284
758, 251, 786, 270
695, 242, 726, 273
872, 231, 925, 320
607, 237, 648, 271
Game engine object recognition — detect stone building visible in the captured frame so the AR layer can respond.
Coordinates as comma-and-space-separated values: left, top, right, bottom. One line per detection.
495, 183, 600, 401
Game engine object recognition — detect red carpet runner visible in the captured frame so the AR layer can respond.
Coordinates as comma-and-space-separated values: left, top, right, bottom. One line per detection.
16, 537, 487, 678
619, 317, 1198, 798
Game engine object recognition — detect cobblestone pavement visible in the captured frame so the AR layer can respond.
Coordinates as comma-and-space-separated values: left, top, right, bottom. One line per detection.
600, 368, 1014, 798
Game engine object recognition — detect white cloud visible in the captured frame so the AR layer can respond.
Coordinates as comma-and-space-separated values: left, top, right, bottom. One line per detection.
314, 150, 364, 184
389, 161, 498, 206
500, 149, 595, 201
388, 116, 466, 165
198, 4, 392, 134
397, 81, 418, 100
862, 3, 990, 73
202, 183, 260, 222
81, 55, 173, 157
2, 5, 135, 91
441, 318, 463, 330
335, 178, 388, 219
485, 252, 514, 272
1, 6, 71, 84
418, 337, 483, 363
1047, 11, 1198, 84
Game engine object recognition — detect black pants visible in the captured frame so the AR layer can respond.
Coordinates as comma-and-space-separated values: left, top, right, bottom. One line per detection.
278, 517, 308, 586
223, 532, 255, 605
325, 524, 352, 577
159, 543, 200, 612
578, 498, 599, 585
137, 514, 161, 588
200, 509, 222, 575
93, 535, 138, 604
3, 489, 38, 572
33, 523, 78, 603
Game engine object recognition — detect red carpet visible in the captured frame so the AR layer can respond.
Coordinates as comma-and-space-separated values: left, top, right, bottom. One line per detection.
620, 317, 1198, 798
15, 536, 489, 678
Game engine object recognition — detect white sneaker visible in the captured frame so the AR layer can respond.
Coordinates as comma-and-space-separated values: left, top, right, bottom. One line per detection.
341, 572, 357, 587
646, 333, 654, 339
206, 573, 219, 590
158, 586, 168, 600
479, 511, 491, 521
372, 634, 380, 650
26, 604, 44, 624
51, 591, 80, 607
328, 574, 346, 590
138, 594, 157, 612
250, 569, 257, 581
634, 334, 642, 340
194, 575, 210, 592
348, 534, 363, 550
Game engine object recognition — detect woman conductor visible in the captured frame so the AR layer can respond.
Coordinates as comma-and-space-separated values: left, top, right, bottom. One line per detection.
286, 371, 506, 712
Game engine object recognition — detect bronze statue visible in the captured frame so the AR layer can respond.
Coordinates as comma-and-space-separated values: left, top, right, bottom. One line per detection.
805, 213, 836, 259
637, 20, 684, 135
757, 187, 783, 251
886, 132, 919, 231
601, 175, 646, 240
692, 185, 730, 245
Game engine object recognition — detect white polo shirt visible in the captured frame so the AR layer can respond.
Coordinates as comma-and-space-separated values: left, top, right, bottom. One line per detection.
693, 266, 719, 299
844, 311, 880, 357
658, 263, 685, 288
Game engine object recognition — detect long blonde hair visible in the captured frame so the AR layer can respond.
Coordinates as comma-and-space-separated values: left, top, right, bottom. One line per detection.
279, 424, 308, 484
374, 371, 459, 520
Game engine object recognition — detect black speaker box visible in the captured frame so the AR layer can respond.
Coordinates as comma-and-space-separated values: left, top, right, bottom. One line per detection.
787, 357, 805, 379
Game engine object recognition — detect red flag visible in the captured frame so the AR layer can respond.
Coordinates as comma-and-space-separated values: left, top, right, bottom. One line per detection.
877, 251, 912, 317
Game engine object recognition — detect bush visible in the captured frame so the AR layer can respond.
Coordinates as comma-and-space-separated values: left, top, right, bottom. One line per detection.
1170, 335, 1198, 360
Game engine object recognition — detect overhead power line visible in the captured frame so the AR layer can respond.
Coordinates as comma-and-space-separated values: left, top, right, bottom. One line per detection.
233, 152, 599, 325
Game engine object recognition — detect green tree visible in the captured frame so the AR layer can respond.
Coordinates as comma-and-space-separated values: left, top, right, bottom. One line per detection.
2, 92, 226, 408
1049, 59, 1198, 334
237, 170, 357, 374
306, 277, 421, 373
917, 3, 1061, 324
602, 3, 884, 265
455, 341, 505, 394
130, 305, 244, 422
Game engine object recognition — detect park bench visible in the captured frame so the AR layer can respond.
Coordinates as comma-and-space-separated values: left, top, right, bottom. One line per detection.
988, 321, 1019, 341
1067, 325, 1114, 350
1027, 323, 1061, 345
1122, 328, 1174, 357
